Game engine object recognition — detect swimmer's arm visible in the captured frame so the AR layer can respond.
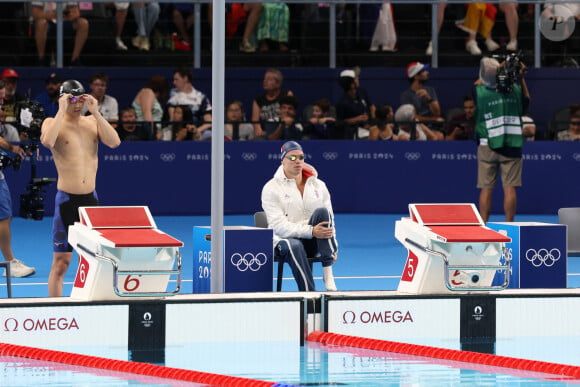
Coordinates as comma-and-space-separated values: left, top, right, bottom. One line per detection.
93, 113, 121, 148
40, 114, 64, 149
85, 94, 120, 148
41, 94, 72, 148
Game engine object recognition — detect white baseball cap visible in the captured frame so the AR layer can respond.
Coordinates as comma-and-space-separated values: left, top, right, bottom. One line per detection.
340, 69, 356, 78
406, 62, 430, 78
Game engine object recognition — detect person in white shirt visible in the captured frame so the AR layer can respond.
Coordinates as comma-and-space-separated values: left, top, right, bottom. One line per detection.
82, 72, 119, 127
261, 141, 338, 291
166, 67, 212, 140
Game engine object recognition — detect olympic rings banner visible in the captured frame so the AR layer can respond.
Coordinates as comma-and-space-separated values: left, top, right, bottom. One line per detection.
5, 141, 580, 216
488, 222, 567, 289
193, 226, 274, 293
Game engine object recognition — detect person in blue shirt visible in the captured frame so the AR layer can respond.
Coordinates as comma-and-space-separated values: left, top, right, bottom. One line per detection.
34, 73, 63, 118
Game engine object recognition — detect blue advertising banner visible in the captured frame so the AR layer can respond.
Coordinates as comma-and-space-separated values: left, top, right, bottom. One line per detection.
5, 141, 580, 216
192, 226, 273, 293
222, 228, 273, 293
192, 226, 212, 293
489, 222, 567, 289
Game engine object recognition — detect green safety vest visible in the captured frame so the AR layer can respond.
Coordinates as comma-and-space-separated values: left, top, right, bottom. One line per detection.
475, 84, 523, 149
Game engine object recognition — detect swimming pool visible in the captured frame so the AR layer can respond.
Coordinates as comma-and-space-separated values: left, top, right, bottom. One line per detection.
2, 338, 578, 386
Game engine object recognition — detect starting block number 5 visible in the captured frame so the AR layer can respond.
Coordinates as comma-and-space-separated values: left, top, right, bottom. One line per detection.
401, 251, 419, 282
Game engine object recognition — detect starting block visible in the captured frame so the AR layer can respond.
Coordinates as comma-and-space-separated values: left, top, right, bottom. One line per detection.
68, 206, 183, 300
394, 203, 512, 294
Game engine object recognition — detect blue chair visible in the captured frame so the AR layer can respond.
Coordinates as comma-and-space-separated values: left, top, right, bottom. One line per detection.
0, 261, 12, 298
558, 207, 580, 257
254, 211, 323, 291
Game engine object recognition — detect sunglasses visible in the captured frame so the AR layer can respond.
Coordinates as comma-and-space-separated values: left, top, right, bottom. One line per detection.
286, 155, 305, 161
69, 96, 86, 103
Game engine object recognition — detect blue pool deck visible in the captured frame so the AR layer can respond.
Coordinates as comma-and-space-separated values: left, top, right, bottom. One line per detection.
1, 213, 580, 386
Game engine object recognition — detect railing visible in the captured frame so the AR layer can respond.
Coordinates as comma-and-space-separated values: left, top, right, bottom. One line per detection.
115, 118, 577, 141
12, 0, 576, 68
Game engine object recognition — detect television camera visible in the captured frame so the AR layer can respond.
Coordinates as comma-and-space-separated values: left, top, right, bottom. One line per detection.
0, 98, 56, 220
492, 51, 526, 94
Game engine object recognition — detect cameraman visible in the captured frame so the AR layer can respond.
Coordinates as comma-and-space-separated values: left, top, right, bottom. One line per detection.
475, 56, 530, 222
0, 80, 36, 277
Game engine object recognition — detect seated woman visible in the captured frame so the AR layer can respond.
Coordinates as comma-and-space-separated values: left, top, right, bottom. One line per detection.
556, 110, 580, 141
225, 100, 254, 141
157, 105, 198, 141
394, 104, 440, 141
132, 75, 169, 136
369, 104, 397, 141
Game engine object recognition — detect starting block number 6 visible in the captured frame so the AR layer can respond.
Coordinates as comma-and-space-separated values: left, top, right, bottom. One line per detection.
74, 256, 90, 288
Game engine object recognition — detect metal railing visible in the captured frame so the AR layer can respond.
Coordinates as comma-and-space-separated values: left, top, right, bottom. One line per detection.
16, 0, 575, 68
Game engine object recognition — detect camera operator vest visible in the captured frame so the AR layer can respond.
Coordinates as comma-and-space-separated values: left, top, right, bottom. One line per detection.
475, 84, 523, 150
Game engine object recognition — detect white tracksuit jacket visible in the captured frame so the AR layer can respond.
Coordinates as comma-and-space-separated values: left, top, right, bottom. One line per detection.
261, 164, 336, 245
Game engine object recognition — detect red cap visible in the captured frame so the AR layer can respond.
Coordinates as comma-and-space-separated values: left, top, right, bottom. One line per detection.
1, 69, 18, 79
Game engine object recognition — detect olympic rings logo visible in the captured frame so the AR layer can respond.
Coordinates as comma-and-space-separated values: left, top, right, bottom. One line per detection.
230, 252, 268, 272
241, 153, 258, 161
159, 153, 176, 162
525, 248, 561, 267
322, 152, 338, 161
405, 152, 421, 161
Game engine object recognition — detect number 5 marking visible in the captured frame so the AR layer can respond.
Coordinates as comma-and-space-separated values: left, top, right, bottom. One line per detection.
401, 251, 419, 282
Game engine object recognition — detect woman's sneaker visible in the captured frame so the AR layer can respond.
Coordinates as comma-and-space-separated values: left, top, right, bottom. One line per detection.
4, 259, 35, 277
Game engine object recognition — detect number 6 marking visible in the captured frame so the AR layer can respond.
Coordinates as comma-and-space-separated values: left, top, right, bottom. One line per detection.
124, 275, 141, 292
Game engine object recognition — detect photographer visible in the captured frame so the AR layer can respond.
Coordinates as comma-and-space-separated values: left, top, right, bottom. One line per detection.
475, 56, 530, 223
0, 80, 36, 277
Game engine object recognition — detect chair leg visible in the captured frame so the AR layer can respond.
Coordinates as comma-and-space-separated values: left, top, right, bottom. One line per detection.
276, 259, 284, 292
0, 261, 12, 298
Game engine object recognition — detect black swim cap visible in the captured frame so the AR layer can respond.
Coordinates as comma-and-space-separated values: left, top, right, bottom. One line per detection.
59, 79, 85, 97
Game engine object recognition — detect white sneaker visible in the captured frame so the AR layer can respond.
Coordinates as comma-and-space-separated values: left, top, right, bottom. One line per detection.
425, 40, 433, 56
485, 38, 500, 52
140, 37, 150, 51
323, 266, 337, 291
115, 37, 128, 51
465, 40, 482, 56
131, 36, 142, 49
3, 259, 35, 278
455, 19, 474, 34
506, 39, 518, 51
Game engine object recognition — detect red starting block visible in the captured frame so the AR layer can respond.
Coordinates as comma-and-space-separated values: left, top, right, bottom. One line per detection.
68, 206, 183, 300
395, 203, 511, 294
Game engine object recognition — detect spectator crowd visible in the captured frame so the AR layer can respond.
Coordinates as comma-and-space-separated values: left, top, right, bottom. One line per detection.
0, 64, 576, 142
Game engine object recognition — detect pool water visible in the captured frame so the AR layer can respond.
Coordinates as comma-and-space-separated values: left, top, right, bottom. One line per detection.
2, 339, 579, 386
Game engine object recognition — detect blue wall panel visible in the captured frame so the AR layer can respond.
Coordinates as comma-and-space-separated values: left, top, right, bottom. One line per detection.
5, 141, 580, 217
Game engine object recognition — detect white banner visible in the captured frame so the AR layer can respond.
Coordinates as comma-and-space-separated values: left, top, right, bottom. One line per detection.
0, 305, 128, 354
327, 298, 460, 348
166, 301, 302, 344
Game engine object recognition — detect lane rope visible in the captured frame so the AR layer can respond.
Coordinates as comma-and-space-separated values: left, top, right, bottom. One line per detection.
0, 342, 291, 386
307, 331, 580, 380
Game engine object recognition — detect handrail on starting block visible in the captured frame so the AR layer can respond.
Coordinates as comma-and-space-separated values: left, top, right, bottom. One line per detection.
404, 238, 511, 292
75, 243, 182, 298
395, 203, 512, 294
69, 206, 184, 300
